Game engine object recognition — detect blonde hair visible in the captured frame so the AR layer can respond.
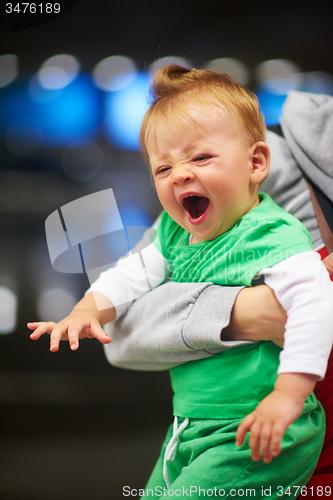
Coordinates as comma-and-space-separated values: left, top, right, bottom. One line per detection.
140, 64, 265, 161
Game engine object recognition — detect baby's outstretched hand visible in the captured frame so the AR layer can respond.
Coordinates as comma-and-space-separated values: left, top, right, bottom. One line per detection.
28, 313, 111, 352
235, 390, 304, 464
28, 292, 114, 352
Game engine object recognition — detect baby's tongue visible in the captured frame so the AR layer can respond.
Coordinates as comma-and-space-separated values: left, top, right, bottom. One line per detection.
183, 196, 209, 219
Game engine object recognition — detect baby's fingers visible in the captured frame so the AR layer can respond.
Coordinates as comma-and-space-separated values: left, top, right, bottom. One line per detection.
88, 323, 112, 344
270, 422, 285, 459
236, 413, 255, 447
249, 422, 263, 462
237, 413, 263, 461
259, 421, 285, 463
28, 322, 56, 340
29, 322, 66, 352
66, 326, 80, 351
50, 322, 78, 352
259, 424, 274, 463
28, 321, 47, 330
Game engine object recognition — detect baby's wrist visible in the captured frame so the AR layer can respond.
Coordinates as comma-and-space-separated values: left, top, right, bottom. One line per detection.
274, 373, 318, 401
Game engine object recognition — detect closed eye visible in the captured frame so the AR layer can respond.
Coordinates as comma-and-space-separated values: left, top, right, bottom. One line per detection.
155, 166, 171, 175
193, 155, 211, 162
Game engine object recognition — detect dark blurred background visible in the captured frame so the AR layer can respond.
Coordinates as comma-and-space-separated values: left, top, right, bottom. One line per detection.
0, 1, 333, 498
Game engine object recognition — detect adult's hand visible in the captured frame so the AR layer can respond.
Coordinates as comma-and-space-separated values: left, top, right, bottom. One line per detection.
223, 285, 287, 348
323, 253, 333, 276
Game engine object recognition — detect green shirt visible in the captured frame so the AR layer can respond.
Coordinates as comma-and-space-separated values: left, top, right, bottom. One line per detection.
157, 192, 312, 286
157, 193, 314, 418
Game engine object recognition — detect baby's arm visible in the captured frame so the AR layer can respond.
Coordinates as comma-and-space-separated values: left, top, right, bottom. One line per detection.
237, 251, 333, 462
236, 372, 318, 463
28, 291, 115, 351
29, 223, 168, 351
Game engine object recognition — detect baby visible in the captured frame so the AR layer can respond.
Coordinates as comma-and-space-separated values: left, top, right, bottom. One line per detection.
29, 65, 333, 498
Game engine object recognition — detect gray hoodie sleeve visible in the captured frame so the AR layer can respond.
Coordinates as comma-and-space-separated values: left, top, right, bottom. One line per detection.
281, 91, 333, 201
104, 281, 246, 371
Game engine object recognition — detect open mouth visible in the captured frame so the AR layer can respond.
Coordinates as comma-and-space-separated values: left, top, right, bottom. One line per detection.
182, 195, 210, 220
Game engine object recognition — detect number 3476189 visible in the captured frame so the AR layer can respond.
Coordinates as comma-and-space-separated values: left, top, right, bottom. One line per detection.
6, 3, 61, 14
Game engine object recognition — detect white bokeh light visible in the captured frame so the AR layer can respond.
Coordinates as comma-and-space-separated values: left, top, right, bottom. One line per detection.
37, 54, 80, 90
205, 58, 249, 85
301, 71, 333, 95
28, 74, 63, 103
0, 286, 17, 334
92, 56, 137, 91
0, 54, 19, 89
37, 287, 77, 322
255, 59, 302, 94
148, 56, 192, 75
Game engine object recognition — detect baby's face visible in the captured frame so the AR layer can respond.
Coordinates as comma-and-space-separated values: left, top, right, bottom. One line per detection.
147, 108, 261, 243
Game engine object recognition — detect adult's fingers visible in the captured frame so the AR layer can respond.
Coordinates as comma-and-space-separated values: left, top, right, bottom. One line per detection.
323, 254, 333, 276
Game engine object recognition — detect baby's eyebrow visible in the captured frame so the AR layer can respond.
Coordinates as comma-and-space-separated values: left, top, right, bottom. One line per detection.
150, 139, 206, 166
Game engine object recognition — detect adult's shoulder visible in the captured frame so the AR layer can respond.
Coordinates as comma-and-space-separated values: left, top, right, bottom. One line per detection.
281, 91, 333, 201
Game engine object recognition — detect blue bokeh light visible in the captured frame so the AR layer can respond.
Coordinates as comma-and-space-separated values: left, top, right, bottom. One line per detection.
118, 203, 153, 229
255, 87, 287, 126
0, 75, 99, 146
104, 72, 151, 150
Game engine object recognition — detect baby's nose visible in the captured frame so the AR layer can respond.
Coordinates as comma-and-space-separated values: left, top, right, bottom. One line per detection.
172, 165, 194, 183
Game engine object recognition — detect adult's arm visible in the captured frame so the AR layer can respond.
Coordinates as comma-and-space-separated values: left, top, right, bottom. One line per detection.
104, 282, 286, 371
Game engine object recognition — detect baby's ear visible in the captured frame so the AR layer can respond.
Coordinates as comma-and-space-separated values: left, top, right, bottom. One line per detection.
250, 142, 270, 184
